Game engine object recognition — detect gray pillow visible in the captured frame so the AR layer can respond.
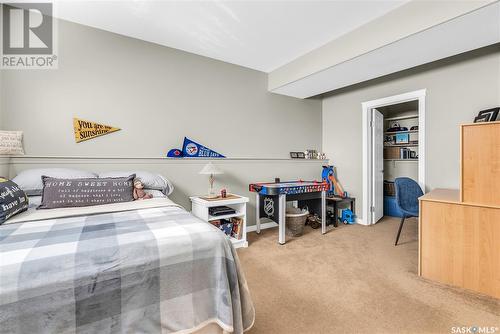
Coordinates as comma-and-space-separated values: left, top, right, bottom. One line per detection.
13, 168, 98, 196
38, 175, 135, 209
98, 171, 173, 195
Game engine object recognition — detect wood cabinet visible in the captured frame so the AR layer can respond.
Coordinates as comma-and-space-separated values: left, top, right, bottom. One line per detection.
419, 190, 500, 299
419, 122, 500, 299
461, 122, 500, 206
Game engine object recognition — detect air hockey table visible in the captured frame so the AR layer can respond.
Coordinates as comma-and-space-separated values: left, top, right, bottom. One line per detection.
249, 180, 329, 244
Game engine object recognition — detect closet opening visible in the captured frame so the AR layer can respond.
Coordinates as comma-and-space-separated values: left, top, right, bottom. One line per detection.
361, 90, 426, 225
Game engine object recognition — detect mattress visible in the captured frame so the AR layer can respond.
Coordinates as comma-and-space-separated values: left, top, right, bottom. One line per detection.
0, 199, 254, 333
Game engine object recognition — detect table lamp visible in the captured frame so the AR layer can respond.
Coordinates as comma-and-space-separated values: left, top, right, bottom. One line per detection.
199, 162, 223, 198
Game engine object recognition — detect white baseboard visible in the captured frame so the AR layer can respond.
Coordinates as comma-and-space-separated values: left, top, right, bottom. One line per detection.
248, 219, 367, 231
356, 218, 368, 225
247, 221, 278, 232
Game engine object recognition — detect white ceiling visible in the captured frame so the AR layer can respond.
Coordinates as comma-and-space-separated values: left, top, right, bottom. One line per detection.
52, 0, 409, 72
272, 1, 500, 98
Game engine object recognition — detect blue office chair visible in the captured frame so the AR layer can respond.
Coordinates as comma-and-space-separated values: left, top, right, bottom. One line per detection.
394, 177, 423, 246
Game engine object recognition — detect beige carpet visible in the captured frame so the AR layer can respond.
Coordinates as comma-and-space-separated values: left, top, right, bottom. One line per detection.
237, 217, 499, 334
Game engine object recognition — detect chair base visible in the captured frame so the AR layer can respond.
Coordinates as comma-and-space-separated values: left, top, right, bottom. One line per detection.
395, 216, 405, 246
394, 215, 418, 246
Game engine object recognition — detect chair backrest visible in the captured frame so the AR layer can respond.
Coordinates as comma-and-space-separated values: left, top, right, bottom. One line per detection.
394, 177, 423, 216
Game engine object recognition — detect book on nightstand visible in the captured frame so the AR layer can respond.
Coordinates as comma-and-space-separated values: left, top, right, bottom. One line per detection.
231, 217, 243, 240
211, 219, 234, 236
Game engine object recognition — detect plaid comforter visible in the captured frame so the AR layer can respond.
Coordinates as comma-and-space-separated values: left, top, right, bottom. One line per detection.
0, 203, 254, 334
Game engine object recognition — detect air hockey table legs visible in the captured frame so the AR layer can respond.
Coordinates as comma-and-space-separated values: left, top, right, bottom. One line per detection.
278, 194, 286, 244
321, 190, 326, 235
255, 193, 261, 234
255, 191, 326, 245
278, 192, 325, 245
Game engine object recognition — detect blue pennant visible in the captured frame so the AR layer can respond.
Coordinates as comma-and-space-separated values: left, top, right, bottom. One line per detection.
182, 137, 225, 158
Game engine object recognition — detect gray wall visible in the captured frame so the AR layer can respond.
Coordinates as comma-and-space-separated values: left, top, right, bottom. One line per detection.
6, 156, 327, 227
1, 19, 321, 158
0, 19, 325, 228
322, 46, 500, 219
0, 158, 8, 178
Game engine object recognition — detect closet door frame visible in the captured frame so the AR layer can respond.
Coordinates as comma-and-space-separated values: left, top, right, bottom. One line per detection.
361, 89, 426, 225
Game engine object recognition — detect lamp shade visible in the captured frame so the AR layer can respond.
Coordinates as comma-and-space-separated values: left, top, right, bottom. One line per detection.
199, 162, 223, 175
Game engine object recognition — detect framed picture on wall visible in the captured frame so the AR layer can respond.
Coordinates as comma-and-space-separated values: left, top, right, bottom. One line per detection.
474, 114, 489, 123
290, 152, 305, 159
474, 107, 499, 123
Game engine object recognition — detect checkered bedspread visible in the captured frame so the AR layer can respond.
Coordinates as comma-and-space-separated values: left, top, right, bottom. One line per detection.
0, 205, 254, 333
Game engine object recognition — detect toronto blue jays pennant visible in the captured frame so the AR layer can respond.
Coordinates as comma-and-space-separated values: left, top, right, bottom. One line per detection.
182, 137, 225, 158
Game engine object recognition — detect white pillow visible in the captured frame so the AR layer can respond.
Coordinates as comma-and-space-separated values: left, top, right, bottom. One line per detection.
144, 189, 167, 198
12, 168, 98, 196
98, 171, 174, 195
28, 196, 42, 209
0, 131, 24, 155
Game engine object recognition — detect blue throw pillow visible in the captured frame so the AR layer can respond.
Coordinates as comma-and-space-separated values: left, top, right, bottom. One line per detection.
0, 178, 29, 224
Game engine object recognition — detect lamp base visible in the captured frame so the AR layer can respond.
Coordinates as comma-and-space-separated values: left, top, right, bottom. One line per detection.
204, 193, 219, 199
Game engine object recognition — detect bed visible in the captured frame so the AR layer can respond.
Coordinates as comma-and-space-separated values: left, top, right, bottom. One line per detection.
0, 198, 254, 334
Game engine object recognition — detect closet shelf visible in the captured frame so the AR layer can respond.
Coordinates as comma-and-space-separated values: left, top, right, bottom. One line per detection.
384, 159, 419, 162
384, 143, 419, 147
384, 130, 418, 135
385, 114, 419, 121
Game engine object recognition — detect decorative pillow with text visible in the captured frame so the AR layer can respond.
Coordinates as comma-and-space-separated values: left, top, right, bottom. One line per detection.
0, 131, 24, 155
0, 178, 29, 224
38, 174, 135, 209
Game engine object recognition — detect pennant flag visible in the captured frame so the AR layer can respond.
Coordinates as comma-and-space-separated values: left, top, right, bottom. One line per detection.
167, 148, 183, 158
182, 137, 225, 158
73, 118, 120, 143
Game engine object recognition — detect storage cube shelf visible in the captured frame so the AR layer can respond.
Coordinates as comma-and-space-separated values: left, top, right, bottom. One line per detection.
381, 103, 420, 194
384, 115, 419, 162
208, 212, 245, 221
190, 195, 249, 248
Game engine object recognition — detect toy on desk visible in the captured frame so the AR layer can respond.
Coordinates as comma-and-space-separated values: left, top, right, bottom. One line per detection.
339, 209, 355, 225
322, 165, 346, 198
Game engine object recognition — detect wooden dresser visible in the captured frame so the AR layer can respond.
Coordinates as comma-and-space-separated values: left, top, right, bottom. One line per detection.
419, 122, 500, 299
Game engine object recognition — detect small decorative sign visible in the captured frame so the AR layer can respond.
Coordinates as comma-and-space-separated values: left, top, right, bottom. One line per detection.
73, 118, 120, 143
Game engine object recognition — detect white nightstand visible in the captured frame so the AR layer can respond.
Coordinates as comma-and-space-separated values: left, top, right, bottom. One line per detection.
190, 194, 249, 248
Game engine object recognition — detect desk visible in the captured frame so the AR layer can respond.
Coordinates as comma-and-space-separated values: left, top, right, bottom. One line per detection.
419, 189, 500, 299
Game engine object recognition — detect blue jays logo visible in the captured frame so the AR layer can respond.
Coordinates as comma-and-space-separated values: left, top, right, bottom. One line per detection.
185, 143, 198, 156
264, 198, 274, 217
